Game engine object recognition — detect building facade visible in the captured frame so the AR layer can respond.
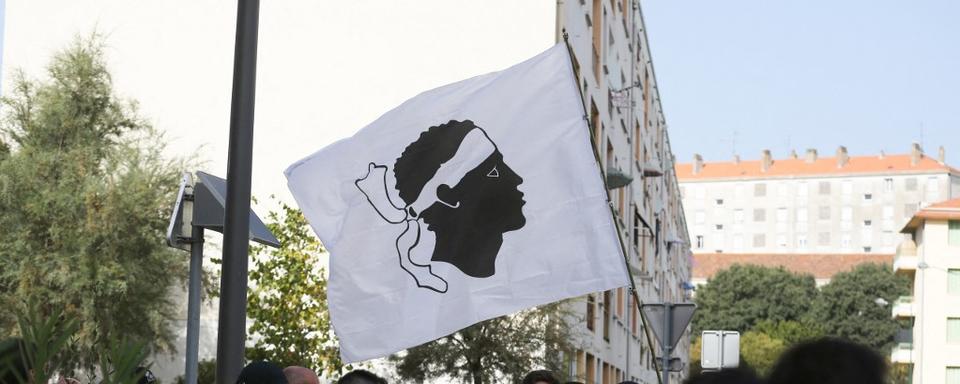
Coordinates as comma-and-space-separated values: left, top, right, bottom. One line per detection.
675, 145, 960, 285
557, 1, 693, 383
893, 198, 960, 384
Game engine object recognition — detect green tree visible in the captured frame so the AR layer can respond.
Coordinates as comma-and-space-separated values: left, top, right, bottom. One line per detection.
693, 265, 818, 334
391, 302, 572, 384
808, 263, 910, 352
246, 202, 342, 376
752, 320, 824, 345
0, 35, 188, 370
738, 331, 786, 377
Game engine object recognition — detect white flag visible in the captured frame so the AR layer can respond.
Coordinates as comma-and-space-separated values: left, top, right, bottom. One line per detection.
285, 44, 628, 362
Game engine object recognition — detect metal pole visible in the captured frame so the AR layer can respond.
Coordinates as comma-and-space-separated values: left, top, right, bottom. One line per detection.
662, 302, 671, 384
625, 288, 630, 381
185, 227, 204, 384
216, 1, 260, 383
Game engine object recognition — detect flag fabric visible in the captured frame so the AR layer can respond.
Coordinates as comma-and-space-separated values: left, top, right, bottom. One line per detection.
285, 44, 628, 362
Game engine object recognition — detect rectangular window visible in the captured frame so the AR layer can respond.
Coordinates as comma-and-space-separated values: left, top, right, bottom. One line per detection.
797, 234, 808, 249
797, 208, 808, 223
863, 193, 873, 202
735, 184, 744, 198
905, 203, 918, 218
733, 209, 745, 224
818, 232, 831, 246
733, 235, 744, 250
905, 177, 918, 191
754, 208, 766, 222
586, 294, 596, 331
616, 288, 624, 318
948, 269, 960, 295
950, 221, 960, 246
776, 208, 788, 223
695, 210, 705, 224
841, 180, 853, 195
819, 181, 831, 195
695, 186, 705, 199
716, 198, 724, 206
927, 177, 940, 201
753, 234, 766, 248
883, 206, 894, 220
696, 235, 704, 249
841, 207, 853, 222
755, 183, 767, 197
948, 318, 960, 343
591, 0, 603, 83
630, 296, 637, 335
947, 367, 960, 384
841, 233, 851, 249
603, 291, 611, 341
797, 182, 808, 197
778, 184, 788, 197
586, 354, 596, 384
818, 206, 831, 220
713, 234, 724, 251
884, 178, 894, 192
777, 234, 787, 249
715, 224, 724, 231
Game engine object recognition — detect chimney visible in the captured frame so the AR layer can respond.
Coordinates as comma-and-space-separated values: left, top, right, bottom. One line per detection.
879, 150, 885, 160
790, 149, 798, 159
938, 146, 946, 164
911, 143, 922, 166
805, 148, 818, 164
693, 154, 704, 175
733, 154, 741, 165
836, 146, 849, 168
761, 149, 772, 173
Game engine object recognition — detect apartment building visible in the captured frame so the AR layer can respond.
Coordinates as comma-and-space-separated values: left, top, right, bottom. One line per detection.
557, 1, 693, 383
675, 145, 960, 285
892, 198, 960, 384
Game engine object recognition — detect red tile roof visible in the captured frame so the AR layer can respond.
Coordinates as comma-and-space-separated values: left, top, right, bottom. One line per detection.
676, 154, 958, 181
902, 197, 960, 232
692, 253, 894, 280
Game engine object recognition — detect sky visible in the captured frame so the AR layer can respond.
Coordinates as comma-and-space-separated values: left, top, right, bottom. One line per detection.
641, 0, 960, 164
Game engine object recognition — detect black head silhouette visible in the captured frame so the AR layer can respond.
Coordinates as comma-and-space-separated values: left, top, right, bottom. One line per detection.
393, 120, 525, 278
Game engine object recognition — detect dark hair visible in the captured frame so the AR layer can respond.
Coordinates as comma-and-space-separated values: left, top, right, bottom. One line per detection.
683, 368, 761, 384
522, 370, 560, 384
393, 120, 476, 206
0, 338, 29, 384
336, 369, 387, 384
767, 338, 886, 384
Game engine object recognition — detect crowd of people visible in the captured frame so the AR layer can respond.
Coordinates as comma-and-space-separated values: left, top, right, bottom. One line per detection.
2, 337, 887, 384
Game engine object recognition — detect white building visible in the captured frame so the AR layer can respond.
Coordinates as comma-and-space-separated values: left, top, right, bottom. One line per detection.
557, 1, 693, 383
675, 145, 960, 286
893, 198, 960, 384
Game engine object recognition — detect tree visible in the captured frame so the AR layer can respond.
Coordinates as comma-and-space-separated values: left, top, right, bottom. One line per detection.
0, 35, 188, 370
692, 265, 818, 334
738, 331, 785, 377
246, 202, 343, 376
752, 320, 824, 345
391, 302, 572, 384
808, 263, 910, 352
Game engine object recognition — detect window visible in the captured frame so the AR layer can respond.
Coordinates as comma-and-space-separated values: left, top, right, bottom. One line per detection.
695, 186, 705, 199
884, 178, 894, 192
616, 288, 624, 318
905, 203, 918, 218
818, 232, 831, 246
716, 198, 724, 206
695, 210, 705, 224
819, 181, 831, 195
713, 234, 724, 251
841, 207, 853, 222
733, 209, 745, 224
733, 235, 744, 250
776, 208, 788, 223
715, 224, 724, 231
883, 231, 895, 246
797, 208, 808, 223
905, 177, 918, 191
818, 206, 831, 220
797, 234, 808, 249
696, 235, 704, 249
777, 234, 787, 249
947, 367, 960, 384
841, 234, 851, 249
841, 180, 853, 195
926, 177, 940, 201
755, 183, 767, 197
735, 184, 745, 198
863, 193, 873, 202
753, 234, 766, 248
591, 0, 603, 83
883, 206, 894, 220
754, 208, 766, 222
950, 221, 960, 246
777, 184, 788, 197
797, 182, 809, 197
948, 269, 960, 295
603, 291, 611, 341
586, 353, 596, 384
586, 294, 596, 331
863, 246, 872, 253
864, 220, 873, 227
949, 318, 960, 343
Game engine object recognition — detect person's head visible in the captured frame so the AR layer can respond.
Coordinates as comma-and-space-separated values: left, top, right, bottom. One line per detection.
767, 338, 886, 384
683, 368, 761, 384
135, 367, 157, 384
282, 367, 319, 384
0, 338, 29, 384
236, 361, 288, 384
522, 370, 560, 384
336, 369, 386, 384
394, 120, 525, 278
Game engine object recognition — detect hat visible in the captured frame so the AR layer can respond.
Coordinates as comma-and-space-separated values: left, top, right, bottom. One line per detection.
236, 361, 288, 384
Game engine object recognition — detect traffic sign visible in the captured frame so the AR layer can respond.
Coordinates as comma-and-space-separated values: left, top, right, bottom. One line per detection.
641, 303, 696, 349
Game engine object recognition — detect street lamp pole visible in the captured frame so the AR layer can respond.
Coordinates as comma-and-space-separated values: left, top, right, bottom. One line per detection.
216, 1, 261, 383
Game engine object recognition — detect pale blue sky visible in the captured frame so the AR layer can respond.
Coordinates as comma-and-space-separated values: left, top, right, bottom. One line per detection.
642, 0, 960, 164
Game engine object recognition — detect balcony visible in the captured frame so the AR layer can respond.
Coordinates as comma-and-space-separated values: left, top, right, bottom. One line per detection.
893, 254, 918, 275
890, 342, 914, 364
891, 296, 915, 319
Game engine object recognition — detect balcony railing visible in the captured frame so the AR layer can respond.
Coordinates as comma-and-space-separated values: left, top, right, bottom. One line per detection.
893, 254, 918, 274
891, 296, 915, 319
890, 342, 914, 364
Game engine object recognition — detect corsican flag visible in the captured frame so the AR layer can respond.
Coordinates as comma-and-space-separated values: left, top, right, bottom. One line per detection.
285, 44, 628, 362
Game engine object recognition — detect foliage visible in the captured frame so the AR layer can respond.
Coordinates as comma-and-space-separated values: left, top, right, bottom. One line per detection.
246, 202, 342, 375
737, 331, 785, 377
391, 302, 573, 384
174, 359, 216, 384
807, 263, 910, 352
0, 34, 189, 371
752, 320, 824, 345
692, 265, 818, 334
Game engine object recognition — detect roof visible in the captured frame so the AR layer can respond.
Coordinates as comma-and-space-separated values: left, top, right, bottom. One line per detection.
692, 253, 894, 280
901, 197, 960, 232
676, 153, 959, 181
